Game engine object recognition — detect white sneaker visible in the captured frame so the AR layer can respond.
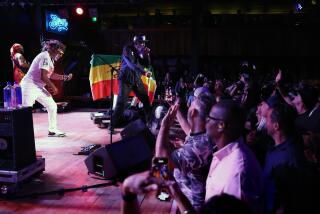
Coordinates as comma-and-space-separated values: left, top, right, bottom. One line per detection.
48, 129, 66, 137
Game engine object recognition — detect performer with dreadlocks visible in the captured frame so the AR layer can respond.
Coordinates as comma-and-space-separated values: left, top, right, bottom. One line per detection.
21, 40, 73, 137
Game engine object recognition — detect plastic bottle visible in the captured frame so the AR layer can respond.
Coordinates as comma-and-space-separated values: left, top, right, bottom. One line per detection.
10, 83, 16, 109
3, 82, 12, 109
13, 82, 22, 108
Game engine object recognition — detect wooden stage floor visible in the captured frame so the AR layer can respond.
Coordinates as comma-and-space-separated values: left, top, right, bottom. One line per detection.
0, 111, 174, 214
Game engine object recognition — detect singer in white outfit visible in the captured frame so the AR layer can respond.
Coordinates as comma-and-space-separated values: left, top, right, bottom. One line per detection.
21, 40, 72, 137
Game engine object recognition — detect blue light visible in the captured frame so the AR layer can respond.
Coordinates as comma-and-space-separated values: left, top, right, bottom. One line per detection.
296, 3, 303, 11
46, 12, 69, 34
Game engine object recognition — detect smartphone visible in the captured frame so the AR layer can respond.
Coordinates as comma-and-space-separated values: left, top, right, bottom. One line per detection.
151, 157, 170, 201
151, 157, 169, 180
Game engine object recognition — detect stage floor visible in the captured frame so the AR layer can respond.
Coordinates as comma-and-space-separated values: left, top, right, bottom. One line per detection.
0, 111, 174, 214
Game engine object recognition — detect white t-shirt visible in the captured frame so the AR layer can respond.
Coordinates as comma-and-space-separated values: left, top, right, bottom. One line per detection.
22, 51, 54, 87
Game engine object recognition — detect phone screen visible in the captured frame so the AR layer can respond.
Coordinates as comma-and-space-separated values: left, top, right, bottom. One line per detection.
151, 157, 170, 201
151, 157, 169, 180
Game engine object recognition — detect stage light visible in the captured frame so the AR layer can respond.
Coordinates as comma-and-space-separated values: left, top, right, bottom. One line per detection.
311, 0, 317, 5
75, 7, 84, 15
89, 8, 98, 22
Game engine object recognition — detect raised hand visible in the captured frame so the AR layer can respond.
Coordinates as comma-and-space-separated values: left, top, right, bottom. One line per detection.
161, 104, 179, 128
146, 71, 152, 78
48, 85, 58, 95
67, 73, 73, 81
275, 69, 282, 84
121, 171, 158, 195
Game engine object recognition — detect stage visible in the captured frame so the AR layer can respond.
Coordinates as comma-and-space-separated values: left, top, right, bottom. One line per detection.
0, 110, 174, 214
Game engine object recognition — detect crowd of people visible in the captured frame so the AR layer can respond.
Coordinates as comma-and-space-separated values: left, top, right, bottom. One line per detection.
119, 63, 320, 214
10, 37, 320, 213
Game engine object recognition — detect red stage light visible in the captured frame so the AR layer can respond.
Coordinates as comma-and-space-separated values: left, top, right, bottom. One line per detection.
75, 7, 84, 15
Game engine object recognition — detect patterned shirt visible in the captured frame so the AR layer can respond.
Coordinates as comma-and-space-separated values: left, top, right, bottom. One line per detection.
171, 132, 214, 210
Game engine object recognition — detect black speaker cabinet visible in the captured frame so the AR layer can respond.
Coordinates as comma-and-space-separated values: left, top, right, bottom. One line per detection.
0, 107, 36, 170
120, 119, 155, 150
85, 123, 155, 181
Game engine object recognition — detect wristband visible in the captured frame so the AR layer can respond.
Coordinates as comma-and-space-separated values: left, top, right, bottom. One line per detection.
121, 193, 137, 202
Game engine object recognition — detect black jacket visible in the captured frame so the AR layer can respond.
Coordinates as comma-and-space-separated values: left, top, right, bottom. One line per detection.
118, 44, 150, 85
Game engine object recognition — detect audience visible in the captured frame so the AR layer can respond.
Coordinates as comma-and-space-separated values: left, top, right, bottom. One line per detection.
118, 62, 320, 214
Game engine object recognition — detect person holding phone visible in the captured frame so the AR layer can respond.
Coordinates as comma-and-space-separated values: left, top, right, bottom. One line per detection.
155, 92, 216, 211
21, 40, 73, 137
120, 170, 195, 214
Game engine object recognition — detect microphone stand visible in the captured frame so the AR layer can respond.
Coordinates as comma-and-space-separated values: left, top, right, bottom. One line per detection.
8, 180, 117, 200
81, 42, 118, 144
106, 62, 116, 141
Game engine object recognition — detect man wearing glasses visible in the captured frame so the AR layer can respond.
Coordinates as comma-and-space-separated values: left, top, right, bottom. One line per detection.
111, 34, 152, 128
21, 40, 72, 137
205, 100, 262, 212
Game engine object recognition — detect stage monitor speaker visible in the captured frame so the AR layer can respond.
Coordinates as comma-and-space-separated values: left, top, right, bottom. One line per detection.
0, 107, 36, 170
120, 119, 155, 150
85, 120, 155, 181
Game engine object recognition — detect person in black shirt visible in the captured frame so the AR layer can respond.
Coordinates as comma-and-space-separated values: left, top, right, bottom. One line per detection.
263, 103, 319, 214
111, 34, 152, 128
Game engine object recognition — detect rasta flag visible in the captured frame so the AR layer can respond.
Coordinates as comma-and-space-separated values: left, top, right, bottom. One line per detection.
89, 54, 157, 103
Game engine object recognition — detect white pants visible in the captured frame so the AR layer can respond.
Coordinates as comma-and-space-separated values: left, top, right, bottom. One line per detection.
21, 80, 58, 132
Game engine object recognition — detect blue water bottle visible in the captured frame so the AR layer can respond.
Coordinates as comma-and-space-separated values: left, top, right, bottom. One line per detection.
3, 82, 12, 109
13, 82, 22, 108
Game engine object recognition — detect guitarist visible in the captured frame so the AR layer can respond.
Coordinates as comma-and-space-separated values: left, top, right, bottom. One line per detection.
111, 34, 152, 128
10, 43, 30, 84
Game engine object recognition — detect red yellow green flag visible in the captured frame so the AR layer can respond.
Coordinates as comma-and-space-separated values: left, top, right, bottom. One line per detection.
89, 54, 157, 103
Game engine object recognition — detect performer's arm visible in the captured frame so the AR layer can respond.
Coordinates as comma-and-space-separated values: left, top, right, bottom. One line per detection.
15, 53, 30, 74
17, 54, 29, 68
122, 46, 146, 75
41, 69, 58, 95
50, 73, 73, 81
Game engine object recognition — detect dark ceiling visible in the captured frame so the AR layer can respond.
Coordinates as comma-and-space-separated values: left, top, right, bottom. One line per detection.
0, 0, 318, 15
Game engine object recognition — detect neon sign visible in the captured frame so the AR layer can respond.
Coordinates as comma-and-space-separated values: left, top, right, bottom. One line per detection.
46, 12, 68, 34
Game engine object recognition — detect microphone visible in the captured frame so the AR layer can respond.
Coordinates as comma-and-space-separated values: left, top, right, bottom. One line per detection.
143, 47, 151, 55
